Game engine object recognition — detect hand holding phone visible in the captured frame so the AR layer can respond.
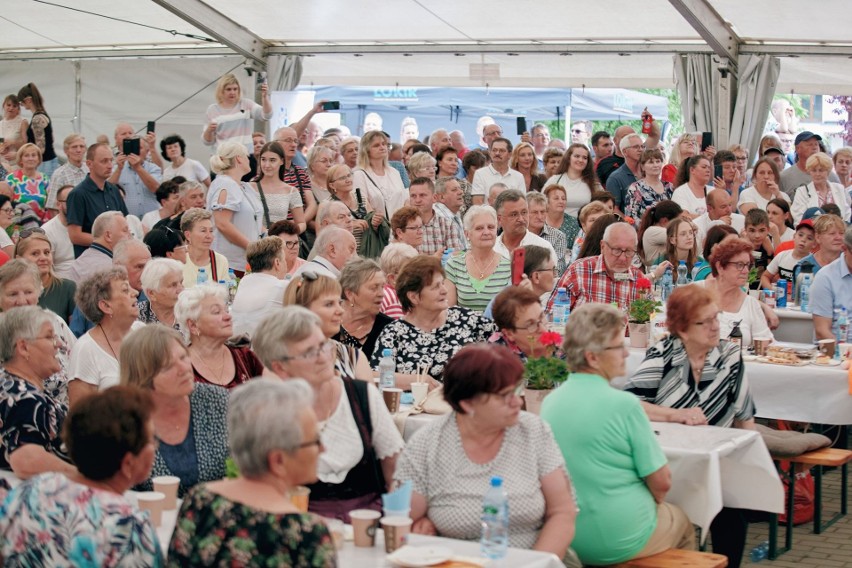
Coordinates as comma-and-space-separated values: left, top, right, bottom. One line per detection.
516, 117, 528, 136
256, 71, 267, 86
512, 248, 526, 286
146, 121, 156, 134
701, 132, 713, 152
322, 101, 340, 111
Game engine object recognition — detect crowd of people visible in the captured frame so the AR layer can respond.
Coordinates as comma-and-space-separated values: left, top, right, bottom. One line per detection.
1, 74, 852, 567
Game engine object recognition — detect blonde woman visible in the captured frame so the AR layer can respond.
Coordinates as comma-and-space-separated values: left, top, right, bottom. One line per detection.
181, 207, 230, 288
511, 141, 547, 192
663, 133, 698, 184
352, 130, 406, 218
15, 230, 76, 323
202, 73, 271, 152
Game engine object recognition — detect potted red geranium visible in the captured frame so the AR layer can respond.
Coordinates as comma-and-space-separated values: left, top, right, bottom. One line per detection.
523, 331, 569, 414
628, 277, 660, 348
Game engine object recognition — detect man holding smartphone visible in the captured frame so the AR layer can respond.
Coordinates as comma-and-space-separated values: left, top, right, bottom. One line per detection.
108, 122, 162, 217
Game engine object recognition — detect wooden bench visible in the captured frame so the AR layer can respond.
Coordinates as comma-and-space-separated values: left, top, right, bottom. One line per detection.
768, 448, 852, 559
610, 549, 728, 567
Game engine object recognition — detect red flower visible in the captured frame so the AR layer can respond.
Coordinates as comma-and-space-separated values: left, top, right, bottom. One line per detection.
538, 331, 562, 347
636, 277, 652, 290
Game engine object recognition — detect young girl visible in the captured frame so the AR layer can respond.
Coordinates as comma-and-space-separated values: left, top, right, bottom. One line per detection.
759, 220, 816, 289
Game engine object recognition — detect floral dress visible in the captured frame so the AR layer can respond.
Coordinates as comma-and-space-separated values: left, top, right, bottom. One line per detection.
167, 485, 338, 567
624, 179, 674, 222
5, 169, 49, 222
370, 306, 496, 381
0, 473, 163, 567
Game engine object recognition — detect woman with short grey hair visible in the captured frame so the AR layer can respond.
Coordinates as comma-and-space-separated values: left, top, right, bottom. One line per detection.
336, 257, 392, 359
168, 378, 338, 566
0, 305, 75, 478
180, 207, 230, 288
137, 257, 184, 328
253, 306, 403, 523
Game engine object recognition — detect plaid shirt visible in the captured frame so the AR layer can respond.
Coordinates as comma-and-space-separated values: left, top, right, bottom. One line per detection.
46, 162, 88, 209
418, 206, 465, 255
536, 224, 569, 276
547, 254, 645, 312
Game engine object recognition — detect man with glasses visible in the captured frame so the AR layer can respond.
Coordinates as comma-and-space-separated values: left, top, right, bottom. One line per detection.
810, 225, 852, 342
596, 111, 660, 187
483, 244, 557, 319
549, 222, 647, 311
471, 138, 525, 205
526, 192, 568, 275
693, 189, 745, 250
531, 123, 551, 166
605, 134, 644, 214
409, 177, 464, 256
493, 190, 556, 264
570, 121, 591, 146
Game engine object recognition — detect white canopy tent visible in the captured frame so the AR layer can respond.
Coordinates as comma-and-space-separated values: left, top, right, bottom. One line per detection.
2, 0, 852, 160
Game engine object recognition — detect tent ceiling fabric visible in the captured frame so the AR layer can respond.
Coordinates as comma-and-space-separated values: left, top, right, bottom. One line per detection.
1, 0, 851, 93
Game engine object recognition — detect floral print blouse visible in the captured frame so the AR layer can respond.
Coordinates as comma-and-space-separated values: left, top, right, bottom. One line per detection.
624, 179, 674, 223
5, 170, 49, 222
167, 484, 337, 567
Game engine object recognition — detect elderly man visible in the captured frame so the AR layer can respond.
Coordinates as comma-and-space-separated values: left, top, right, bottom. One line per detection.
596, 112, 660, 186
475, 117, 498, 149
450, 130, 468, 158
46, 134, 88, 210
531, 123, 551, 164
779, 131, 841, 199
107, 122, 162, 217
550, 222, 648, 311
693, 189, 745, 249
471, 138, 525, 205
295, 225, 357, 279
273, 126, 313, 190
66, 143, 129, 258
811, 225, 852, 341
493, 190, 557, 264
605, 134, 644, 213
113, 239, 152, 300
487, 182, 508, 208
68, 211, 131, 284
430, 128, 465, 181
527, 192, 568, 275
409, 177, 464, 256
434, 177, 467, 248
316, 200, 354, 234
42, 184, 76, 278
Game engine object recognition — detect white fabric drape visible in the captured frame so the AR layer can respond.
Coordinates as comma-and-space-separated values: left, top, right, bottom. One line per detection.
674, 54, 718, 136
729, 54, 780, 160
270, 55, 304, 91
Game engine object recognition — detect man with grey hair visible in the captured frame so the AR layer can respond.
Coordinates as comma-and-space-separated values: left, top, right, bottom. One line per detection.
429, 128, 452, 156
810, 224, 852, 341
493, 190, 556, 264
46, 134, 88, 210
316, 201, 354, 234
531, 123, 551, 166
605, 133, 644, 214
107, 122, 162, 218
68, 211, 131, 284
487, 183, 509, 208
295, 225, 357, 279
113, 238, 152, 300
434, 177, 467, 249
526, 192, 568, 274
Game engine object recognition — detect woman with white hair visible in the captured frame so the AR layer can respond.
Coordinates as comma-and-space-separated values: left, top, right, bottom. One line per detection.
352, 130, 407, 219
206, 141, 264, 277
252, 306, 403, 522
181, 207, 230, 288
791, 152, 851, 223
407, 151, 437, 182
175, 285, 263, 389
202, 73, 271, 152
168, 378, 337, 565
137, 257, 184, 328
379, 242, 418, 319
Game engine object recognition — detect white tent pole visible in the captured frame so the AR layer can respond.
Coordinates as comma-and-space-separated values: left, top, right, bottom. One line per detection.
73, 61, 82, 134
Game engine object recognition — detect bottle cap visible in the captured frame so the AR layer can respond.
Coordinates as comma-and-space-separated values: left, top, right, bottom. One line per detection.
490, 476, 503, 487
382, 348, 392, 357
557, 287, 566, 293
679, 260, 686, 265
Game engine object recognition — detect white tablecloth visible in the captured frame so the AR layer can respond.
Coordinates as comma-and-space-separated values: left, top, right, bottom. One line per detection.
773, 307, 814, 344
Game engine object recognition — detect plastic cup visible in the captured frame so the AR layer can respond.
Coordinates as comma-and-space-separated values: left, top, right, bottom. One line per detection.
381, 516, 413, 553
152, 476, 180, 510
350, 509, 381, 547
136, 491, 165, 526
383, 388, 402, 414
411, 382, 429, 406
324, 518, 345, 550
817, 339, 836, 358
289, 486, 310, 512
752, 339, 771, 357
839, 343, 852, 360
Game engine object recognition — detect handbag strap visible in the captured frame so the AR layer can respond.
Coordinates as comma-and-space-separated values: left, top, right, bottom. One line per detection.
254, 179, 272, 228
357, 168, 390, 218
208, 250, 219, 282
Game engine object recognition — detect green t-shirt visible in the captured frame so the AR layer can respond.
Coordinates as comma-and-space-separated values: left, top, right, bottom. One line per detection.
540, 373, 667, 565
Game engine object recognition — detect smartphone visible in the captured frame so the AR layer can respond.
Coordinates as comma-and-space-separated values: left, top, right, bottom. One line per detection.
122, 137, 140, 156
256, 71, 267, 86
511, 248, 526, 286
701, 132, 713, 151
322, 101, 340, 111
146, 121, 156, 134
516, 117, 527, 136
714, 164, 724, 179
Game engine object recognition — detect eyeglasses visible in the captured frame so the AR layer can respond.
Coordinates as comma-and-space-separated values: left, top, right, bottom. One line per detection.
627, 144, 645, 151
329, 173, 353, 183
492, 382, 524, 404
532, 266, 558, 275
735, 156, 749, 162
29, 333, 59, 347
515, 315, 547, 333
604, 243, 637, 257
0, 207, 13, 214
693, 313, 722, 327
281, 339, 335, 362
294, 437, 323, 451
403, 224, 424, 232
283, 240, 300, 249
725, 261, 753, 272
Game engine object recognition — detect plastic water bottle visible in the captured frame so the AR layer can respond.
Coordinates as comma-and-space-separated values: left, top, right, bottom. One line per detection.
550, 288, 570, 332
378, 348, 395, 390
480, 476, 509, 560
775, 279, 787, 308
196, 267, 208, 286
441, 248, 454, 267
660, 268, 673, 302
227, 268, 238, 305
837, 307, 848, 348
218, 279, 229, 305
800, 274, 812, 312
749, 540, 769, 562
676, 260, 688, 287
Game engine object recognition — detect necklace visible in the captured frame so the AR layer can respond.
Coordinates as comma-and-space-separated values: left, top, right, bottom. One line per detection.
98, 324, 118, 359
469, 252, 497, 279
191, 345, 228, 385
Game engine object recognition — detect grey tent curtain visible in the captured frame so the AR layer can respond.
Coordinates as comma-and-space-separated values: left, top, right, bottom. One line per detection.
674, 54, 718, 136
270, 55, 304, 91
729, 54, 780, 160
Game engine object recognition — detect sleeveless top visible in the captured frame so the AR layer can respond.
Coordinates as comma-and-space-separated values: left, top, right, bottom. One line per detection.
26, 112, 56, 161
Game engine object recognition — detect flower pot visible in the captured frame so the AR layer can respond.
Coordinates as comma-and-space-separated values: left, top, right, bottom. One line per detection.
523, 388, 553, 415
628, 322, 651, 348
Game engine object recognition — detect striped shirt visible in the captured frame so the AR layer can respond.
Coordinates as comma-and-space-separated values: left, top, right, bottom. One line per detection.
204, 99, 271, 152
623, 335, 755, 428
444, 252, 511, 312
380, 284, 404, 319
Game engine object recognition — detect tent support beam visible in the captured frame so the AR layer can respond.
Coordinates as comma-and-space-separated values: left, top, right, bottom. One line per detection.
150, 0, 268, 68
668, 0, 740, 69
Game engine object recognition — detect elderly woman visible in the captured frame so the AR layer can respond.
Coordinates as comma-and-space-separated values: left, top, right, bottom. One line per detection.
336, 258, 393, 359
625, 285, 756, 567
371, 256, 496, 388
390, 206, 424, 249
268, 220, 307, 275
207, 141, 264, 277
407, 151, 437, 182
696, 238, 773, 346
137, 257, 184, 328
181, 207, 229, 288
231, 236, 289, 337
202, 73, 271, 152
327, 163, 376, 250
0, 386, 163, 564
339, 136, 359, 169
379, 242, 418, 319
352, 130, 407, 218
545, 143, 600, 218
120, 325, 229, 497
792, 152, 852, 223
253, 307, 404, 521
0, 195, 15, 257
175, 285, 263, 389
489, 286, 555, 362
0, 306, 74, 478
543, 303, 694, 566
168, 378, 336, 566
444, 205, 511, 311
251, 141, 306, 231
511, 142, 547, 192
15, 231, 76, 323
395, 344, 577, 560
0, 142, 49, 222
307, 145, 336, 203
625, 148, 674, 222
160, 133, 211, 186
738, 157, 787, 215
542, 147, 564, 179
68, 267, 143, 406
671, 155, 713, 218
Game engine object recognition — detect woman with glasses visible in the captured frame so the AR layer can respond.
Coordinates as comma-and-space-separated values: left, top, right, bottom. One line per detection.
180, 207, 229, 288
0, 306, 74, 478
174, 285, 263, 390
231, 237, 289, 337
444, 205, 511, 312
625, 283, 757, 568
15, 229, 76, 324
390, 206, 424, 249
326, 163, 376, 251
0, 195, 16, 257
542, 303, 694, 566
406, 151, 437, 183
253, 306, 403, 522
119, 325, 229, 497
250, 142, 306, 232
489, 287, 556, 362
268, 219, 306, 275
544, 143, 600, 219
0, 143, 49, 223
395, 343, 578, 563
307, 145, 336, 203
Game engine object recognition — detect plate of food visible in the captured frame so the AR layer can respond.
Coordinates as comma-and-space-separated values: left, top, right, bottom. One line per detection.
387, 546, 456, 567
813, 356, 842, 367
